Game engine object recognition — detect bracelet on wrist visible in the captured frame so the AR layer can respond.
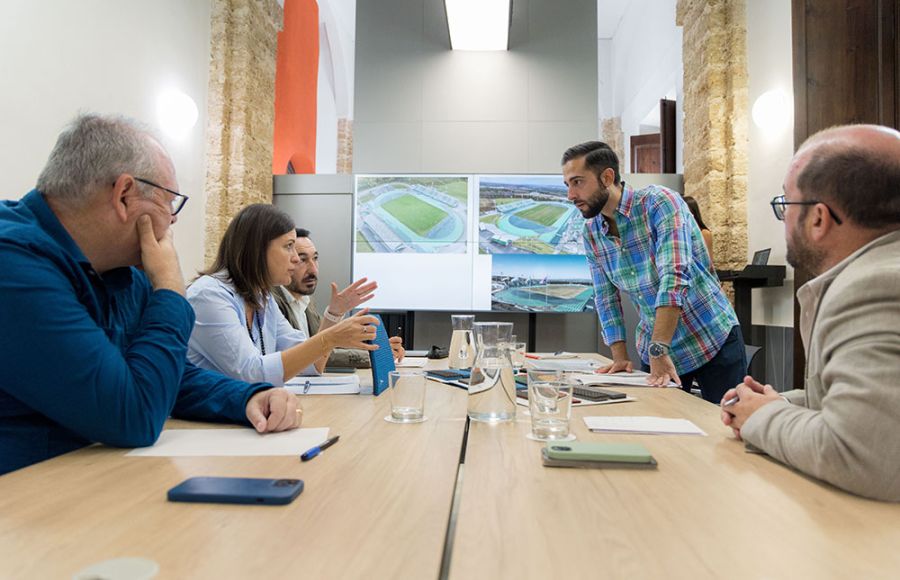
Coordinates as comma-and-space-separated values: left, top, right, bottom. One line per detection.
322, 308, 344, 323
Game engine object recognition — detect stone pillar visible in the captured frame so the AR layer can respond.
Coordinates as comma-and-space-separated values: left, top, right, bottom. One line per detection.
204, 0, 283, 266
336, 117, 353, 174
676, 0, 749, 272
600, 117, 625, 172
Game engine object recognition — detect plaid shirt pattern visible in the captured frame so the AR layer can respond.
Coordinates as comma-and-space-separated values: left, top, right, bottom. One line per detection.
583, 184, 738, 373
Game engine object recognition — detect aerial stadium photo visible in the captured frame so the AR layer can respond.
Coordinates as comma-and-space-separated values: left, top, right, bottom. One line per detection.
355, 175, 469, 254
478, 175, 584, 255
491, 253, 595, 313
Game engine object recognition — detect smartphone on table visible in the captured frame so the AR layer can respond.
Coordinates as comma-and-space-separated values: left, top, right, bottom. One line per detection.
542, 441, 657, 469
167, 477, 304, 505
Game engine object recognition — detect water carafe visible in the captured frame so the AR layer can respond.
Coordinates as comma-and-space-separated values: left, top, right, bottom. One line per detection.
467, 322, 516, 422
448, 315, 475, 369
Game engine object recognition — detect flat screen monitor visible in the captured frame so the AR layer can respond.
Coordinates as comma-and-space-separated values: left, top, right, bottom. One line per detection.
352, 174, 595, 313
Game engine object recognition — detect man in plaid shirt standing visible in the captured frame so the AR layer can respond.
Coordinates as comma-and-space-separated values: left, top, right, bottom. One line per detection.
562, 141, 745, 403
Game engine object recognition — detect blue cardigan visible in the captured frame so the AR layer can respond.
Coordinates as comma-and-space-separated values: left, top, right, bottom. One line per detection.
0, 190, 271, 475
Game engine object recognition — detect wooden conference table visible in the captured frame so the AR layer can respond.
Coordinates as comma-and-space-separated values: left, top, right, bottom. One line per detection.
1, 357, 899, 579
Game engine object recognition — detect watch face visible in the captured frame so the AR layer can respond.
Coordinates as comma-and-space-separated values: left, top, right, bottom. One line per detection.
649, 343, 667, 357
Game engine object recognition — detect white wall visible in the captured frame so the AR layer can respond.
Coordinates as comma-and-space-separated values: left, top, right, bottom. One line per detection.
0, 0, 212, 278
747, 0, 794, 327
315, 0, 357, 173
608, 0, 683, 172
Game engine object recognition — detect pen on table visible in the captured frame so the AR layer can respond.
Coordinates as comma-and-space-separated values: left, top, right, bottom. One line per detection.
303, 380, 312, 395
301, 435, 340, 461
524, 353, 541, 359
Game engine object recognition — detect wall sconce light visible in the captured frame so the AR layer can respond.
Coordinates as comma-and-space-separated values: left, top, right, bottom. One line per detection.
157, 89, 199, 139
752, 89, 791, 133
445, 0, 512, 51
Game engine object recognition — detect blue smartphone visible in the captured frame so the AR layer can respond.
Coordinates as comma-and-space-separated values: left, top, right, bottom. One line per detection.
167, 477, 304, 506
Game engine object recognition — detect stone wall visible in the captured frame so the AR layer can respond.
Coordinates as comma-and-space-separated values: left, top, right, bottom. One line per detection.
600, 117, 625, 172
204, 0, 283, 266
676, 0, 748, 271
336, 117, 353, 174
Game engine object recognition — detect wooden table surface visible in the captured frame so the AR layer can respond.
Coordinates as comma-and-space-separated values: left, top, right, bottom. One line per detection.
449, 384, 900, 580
3, 358, 900, 579
0, 375, 467, 579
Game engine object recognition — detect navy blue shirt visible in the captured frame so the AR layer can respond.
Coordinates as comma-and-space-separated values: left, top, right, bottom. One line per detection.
0, 190, 271, 475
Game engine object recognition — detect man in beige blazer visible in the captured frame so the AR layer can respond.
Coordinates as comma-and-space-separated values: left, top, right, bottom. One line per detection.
721, 124, 900, 501
273, 228, 404, 368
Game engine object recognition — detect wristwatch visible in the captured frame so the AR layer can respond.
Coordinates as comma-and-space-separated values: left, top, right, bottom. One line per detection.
648, 341, 670, 358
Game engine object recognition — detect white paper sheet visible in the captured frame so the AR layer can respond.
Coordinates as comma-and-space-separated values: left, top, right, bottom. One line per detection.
526, 359, 601, 372
285, 374, 361, 395
583, 416, 706, 436
126, 427, 330, 457
395, 357, 428, 368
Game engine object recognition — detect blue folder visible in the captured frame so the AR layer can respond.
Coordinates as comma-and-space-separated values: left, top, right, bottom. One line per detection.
368, 314, 396, 396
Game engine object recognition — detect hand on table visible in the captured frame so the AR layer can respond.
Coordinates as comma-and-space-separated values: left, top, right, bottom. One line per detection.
246, 388, 302, 433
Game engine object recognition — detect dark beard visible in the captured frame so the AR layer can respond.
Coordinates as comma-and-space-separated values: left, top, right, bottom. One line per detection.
579, 185, 609, 219
287, 279, 316, 295
786, 234, 825, 276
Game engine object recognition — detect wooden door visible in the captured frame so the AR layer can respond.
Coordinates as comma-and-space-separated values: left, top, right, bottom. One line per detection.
630, 133, 661, 173
791, 0, 899, 386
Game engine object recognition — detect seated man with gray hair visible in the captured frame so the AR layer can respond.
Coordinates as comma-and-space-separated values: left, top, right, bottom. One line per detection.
0, 113, 300, 475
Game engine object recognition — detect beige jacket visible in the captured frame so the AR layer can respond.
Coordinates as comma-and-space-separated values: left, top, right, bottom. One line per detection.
742, 230, 900, 501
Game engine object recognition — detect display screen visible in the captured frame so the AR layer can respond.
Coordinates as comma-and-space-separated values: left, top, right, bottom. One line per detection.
353, 174, 594, 312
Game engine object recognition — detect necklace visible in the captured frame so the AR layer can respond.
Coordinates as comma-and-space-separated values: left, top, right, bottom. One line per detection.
246, 310, 266, 355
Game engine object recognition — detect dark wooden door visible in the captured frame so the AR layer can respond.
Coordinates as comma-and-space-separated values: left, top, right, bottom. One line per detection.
791, 0, 899, 386
630, 133, 661, 173
660, 98, 677, 173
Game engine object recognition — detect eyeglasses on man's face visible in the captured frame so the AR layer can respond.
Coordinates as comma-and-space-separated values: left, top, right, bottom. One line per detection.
770, 194, 843, 225
135, 177, 189, 216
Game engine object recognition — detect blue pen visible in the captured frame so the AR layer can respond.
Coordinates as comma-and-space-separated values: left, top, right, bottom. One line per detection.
301, 435, 340, 461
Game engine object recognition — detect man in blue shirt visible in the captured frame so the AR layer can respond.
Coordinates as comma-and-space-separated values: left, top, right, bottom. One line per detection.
0, 114, 300, 475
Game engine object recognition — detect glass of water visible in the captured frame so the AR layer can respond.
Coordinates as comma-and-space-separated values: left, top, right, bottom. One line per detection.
527, 372, 575, 441
385, 370, 427, 423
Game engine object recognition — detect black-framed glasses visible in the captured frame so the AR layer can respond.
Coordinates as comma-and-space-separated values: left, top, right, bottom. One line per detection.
135, 177, 189, 216
770, 195, 843, 225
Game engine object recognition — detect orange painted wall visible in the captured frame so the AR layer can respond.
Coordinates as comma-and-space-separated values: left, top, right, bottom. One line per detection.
273, 0, 319, 174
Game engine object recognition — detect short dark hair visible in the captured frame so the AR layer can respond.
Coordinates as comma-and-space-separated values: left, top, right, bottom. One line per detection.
561, 141, 621, 184
202, 204, 296, 310
797, 143, 900, 228
295, 228, 310, 238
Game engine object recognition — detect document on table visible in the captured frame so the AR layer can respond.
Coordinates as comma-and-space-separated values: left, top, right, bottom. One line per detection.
583, 416, 707, 436
526, 359, 601, 372
516, 396, 636, 408
285, 374, 361, 395
126, 427, 330, 457
569, 371, 680, 388
395, 357, 428, 368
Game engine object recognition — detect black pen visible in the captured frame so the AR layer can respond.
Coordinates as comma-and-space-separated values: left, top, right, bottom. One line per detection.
300, 435, 340, 461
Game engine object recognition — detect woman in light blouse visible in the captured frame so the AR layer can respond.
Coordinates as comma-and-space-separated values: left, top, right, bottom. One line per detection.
187, 204, 400, 386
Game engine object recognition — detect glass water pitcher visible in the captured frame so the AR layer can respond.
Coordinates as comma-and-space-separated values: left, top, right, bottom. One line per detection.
467, 322, 516, 422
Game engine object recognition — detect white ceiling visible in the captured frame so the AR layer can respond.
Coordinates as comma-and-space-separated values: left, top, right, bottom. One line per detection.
597, 0, 629, 39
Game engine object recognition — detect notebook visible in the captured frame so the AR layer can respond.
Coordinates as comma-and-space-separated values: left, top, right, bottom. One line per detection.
368, 314, 396, 396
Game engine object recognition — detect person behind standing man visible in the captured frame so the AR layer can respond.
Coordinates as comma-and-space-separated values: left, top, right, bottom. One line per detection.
0, 114, 300, 475
683, 195, 715, 270
272, 228, 404, 369
721, 124, 900, 501
562, 141, 745, 402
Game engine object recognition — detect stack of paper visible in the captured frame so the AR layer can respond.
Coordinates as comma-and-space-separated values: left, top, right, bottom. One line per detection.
527, 359, 601, 373
395, 357, 428, 368
570, 371, 680, 388
583, 416, 706, 436
285, 374, 361, 395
